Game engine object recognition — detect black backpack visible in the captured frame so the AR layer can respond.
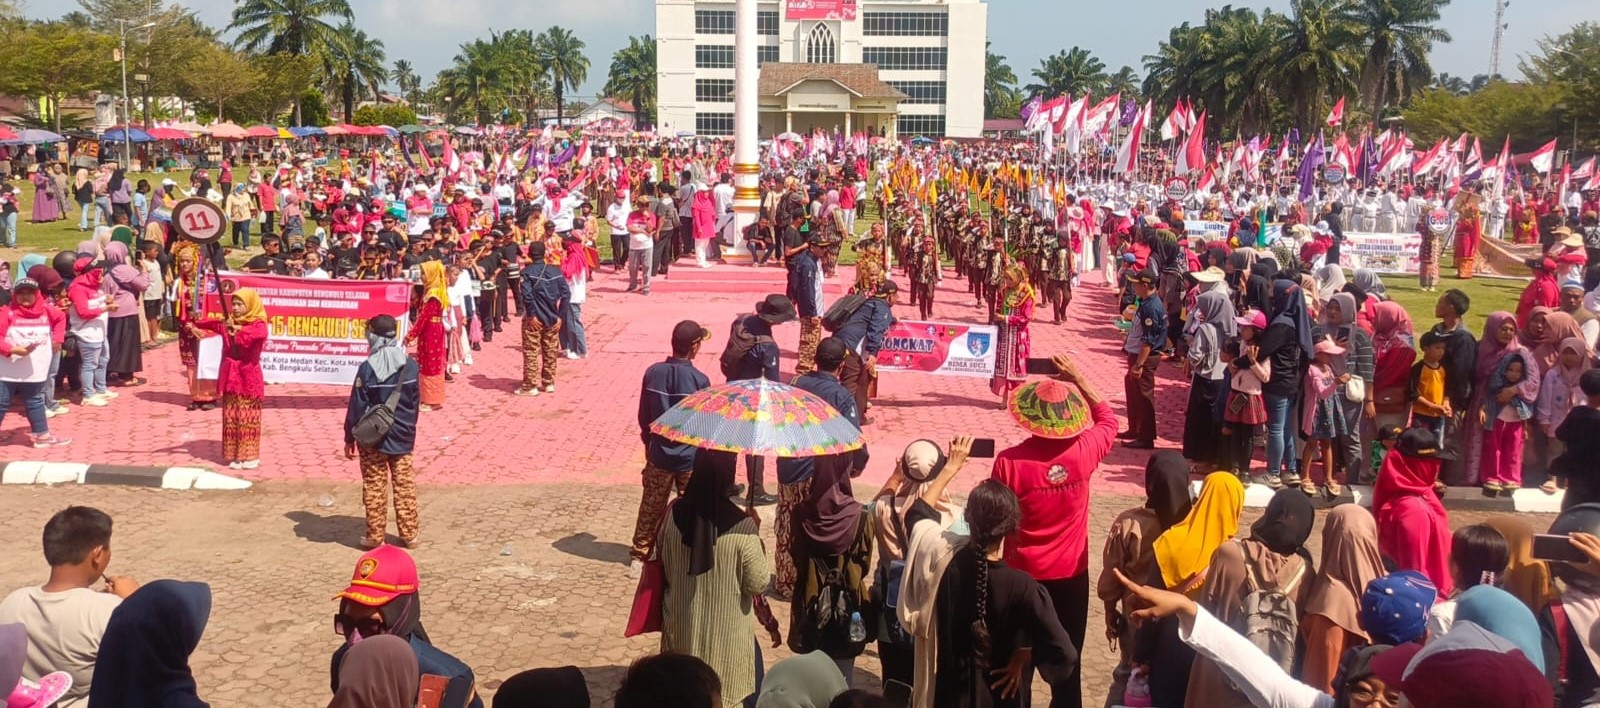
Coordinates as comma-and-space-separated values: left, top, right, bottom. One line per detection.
822, 292, 868, 332
800, 507, 875, 657
719, 315, 773, 379
872, 498, 914, 646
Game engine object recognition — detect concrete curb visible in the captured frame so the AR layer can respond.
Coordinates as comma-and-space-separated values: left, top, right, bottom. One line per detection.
0, 461, 252, 491
1191, 480, 1563, 514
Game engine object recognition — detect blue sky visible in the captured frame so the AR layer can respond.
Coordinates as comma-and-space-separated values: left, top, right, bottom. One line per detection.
30, 0, 1596, 99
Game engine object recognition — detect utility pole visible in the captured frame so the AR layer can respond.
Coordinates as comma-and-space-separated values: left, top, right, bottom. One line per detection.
1489, 0, 1509, 79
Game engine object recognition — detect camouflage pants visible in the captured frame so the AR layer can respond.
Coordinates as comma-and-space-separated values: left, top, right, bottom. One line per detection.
796, 316, 823, 377
773, 478, 813, 598
629, 463, 690, 561
521, 318, 561, 390
360, 450, 418, 545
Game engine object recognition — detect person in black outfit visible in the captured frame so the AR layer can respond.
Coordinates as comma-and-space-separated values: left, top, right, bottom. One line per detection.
721, 294, 796, 506
242, 237, 289, 274
500, 233, 524, 320
1427, 288, 1478, 484
474, 235, 508, 342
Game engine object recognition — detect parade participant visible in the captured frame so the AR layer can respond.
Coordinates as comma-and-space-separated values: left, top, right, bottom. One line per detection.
789, 235, 825, 377
989, 263, 1034, 401
87, 580, 213, 708
833, 281, 895, 423
629, 320, 711, 572
100, 242, 147, 387
1045, 231, 1074, 324
1454, 188, 1484, 279
407, 261, 450, 410
515, 242, 569, 397
190, 287, 268, 469
344, 314, 421, 549
170, 241, 219, 411
853, 222, 887, 293
910, 235, 939, 320
990, 355, 1115, 708
560, 227, 593, 360
1122, 270, 1164, 448
331, 546, 483, 708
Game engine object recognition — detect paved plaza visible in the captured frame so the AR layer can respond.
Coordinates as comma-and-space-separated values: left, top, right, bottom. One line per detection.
0, 263, 1550, 704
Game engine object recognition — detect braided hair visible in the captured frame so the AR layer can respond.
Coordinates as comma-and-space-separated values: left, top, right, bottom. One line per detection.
964, 480, 1021, 673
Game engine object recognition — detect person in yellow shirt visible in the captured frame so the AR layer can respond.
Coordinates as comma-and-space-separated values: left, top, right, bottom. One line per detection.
1408, 330, 1451, 441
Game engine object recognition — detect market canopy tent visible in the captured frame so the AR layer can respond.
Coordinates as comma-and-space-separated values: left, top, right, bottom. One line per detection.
207, 122, 249, 140
102, 126, 154, 143
2, 129, 64, 145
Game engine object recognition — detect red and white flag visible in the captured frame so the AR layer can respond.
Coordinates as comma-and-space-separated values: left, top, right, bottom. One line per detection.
1081, 94, 1121, 137
1489, 136, 1513, 202
1529, 139, 1558, 175
1113, 100, 1149, 174
1196, 166, 1216, 195
1175, 111, 1207, 176
1573, 157, 1595, 181
1325, 97, 1345, 127
576, 137, 592, 167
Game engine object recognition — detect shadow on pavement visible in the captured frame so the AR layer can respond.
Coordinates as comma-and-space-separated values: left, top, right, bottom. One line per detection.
467, 373, 521, 393
284, 510, 369, 550
551, 532, 632, 566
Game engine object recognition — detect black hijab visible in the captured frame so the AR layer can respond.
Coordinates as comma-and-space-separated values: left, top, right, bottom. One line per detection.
671, 449, 747, 576
1332, 643, 1395, 708
1250, 489, 1316, 557
1244, 262, 1274, 314
799, 453, 859, 556
493, 666, 590, 708
1271, 279, 1316, 361
88, 580, 211, 708
1144, 451, 1193, 530
377, 593, 429, 643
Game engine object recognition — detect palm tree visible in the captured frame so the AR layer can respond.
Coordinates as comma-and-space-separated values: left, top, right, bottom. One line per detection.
1434, 72, 1470, 94
1144, 7, 1290, 136
1263, 0, 1362, 131
1025, 47, 1107, 99
319, 22, 386, 121
984, 42, 1019, 118
391, 59, 419, 105
1346, 0, 1451, 117
534, 27, 589, 126
436, 37, 509, 125
604, 35, 656, 129
228, 0, 352, 55
1102, 66, 1141, 99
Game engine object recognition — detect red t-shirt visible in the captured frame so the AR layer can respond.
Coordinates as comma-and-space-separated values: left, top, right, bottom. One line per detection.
990, 401, 1118, 580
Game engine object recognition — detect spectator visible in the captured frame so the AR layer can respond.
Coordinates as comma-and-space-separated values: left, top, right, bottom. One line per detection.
344, 314, 422, 549
754, 651, 848, 708
1426, 525, 1512, 638
327, 635, 418, 708
721, 295, 797, 506
629, 320, 712, 572
87, 580, 212, 708
331, 545, 483, 708
100, 242, 148, 387
615, 653, 720, 708
777, 337, 866, 601
492, 666, 589, 708
0, 277, 69, 446
1464, 312, 1534, 487
831, 281, 896, 422
1298, 504, 1387, 696
0, 507, 135, 707
788, 235, 825, 377
1373, 428, 1456, 595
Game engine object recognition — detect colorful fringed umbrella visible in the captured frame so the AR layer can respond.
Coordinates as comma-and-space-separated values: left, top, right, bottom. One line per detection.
650, 379, 864, 457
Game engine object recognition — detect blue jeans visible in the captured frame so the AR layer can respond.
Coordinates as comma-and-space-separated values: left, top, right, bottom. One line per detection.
0, 380, 50, 435
94, 197, 111, 228
232, 221, 251, 248
560, 302, 587, 357
0, 212, 15, 247
44, 350, 61, 411
78, 201, 91, 230
78, 340, 108, 397
1265, 393, 1298, 476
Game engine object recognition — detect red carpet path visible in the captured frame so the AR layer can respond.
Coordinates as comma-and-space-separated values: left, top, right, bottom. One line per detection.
17, 263, 1193, 496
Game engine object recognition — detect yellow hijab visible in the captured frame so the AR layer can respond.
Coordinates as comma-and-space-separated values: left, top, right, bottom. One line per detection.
1484, 515, 1557, 613
231, 287, 267, 325
419, 261, 450, 308
1153, 471, 1244, 592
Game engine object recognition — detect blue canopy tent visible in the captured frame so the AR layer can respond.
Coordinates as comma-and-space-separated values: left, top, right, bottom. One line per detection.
101, 127, 154, 143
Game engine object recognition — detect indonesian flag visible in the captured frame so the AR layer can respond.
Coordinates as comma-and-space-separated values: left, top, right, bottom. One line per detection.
1177, 99, 1197, 133
1112, 100, 1149, 174
1585, 170, 1600, 193
1081, 93, 1121, 137
1489, 136, 1512, 202
1325, 97, 1345, 127
1159, 100, 1184, 141
1376, 137, 1412, 176
1559, 163, 1573, 210
441, 138, 461, 176
1196, 166, 1216, 195
1331, 134, 1354, 171
1465, 137, 1484, 173
1573, 157, 1595, 181
1045, 97, 1069, 132
1061, 95, 1091, 155
1175, 111, 1207, 176
1056, 94, 1087, 135
1412, 139, 1447, 177
1529, 139, 1558, 175
576, 137, 592, 167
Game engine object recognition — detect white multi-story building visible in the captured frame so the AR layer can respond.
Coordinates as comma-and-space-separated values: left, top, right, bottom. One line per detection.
656, 0, 988, 139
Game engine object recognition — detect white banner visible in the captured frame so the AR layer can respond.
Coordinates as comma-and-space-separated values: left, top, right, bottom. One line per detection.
1337, 231, 1423, 274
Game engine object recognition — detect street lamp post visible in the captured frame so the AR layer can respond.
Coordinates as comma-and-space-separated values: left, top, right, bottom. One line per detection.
115, 19, 157, 170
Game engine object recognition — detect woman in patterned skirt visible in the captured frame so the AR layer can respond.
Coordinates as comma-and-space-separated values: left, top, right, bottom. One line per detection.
190, 287, 267, 470
172, 241, 220, 410
407, 261, 449, 410
990, 263, 1035, 400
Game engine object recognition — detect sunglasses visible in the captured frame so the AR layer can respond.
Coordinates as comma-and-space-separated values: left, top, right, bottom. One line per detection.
332, 612, 386, 638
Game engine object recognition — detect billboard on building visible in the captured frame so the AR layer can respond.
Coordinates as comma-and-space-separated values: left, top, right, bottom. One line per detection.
785, 0, 857, 21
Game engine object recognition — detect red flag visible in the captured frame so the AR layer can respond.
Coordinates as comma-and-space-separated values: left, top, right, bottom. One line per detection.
1325, 97, 1345, 127
1175, 111, 1207, 176
1529, 139, 1558, 175
1113, 100, 1149, 174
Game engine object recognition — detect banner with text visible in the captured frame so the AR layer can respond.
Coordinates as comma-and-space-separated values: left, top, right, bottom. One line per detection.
785, 0, 857, 20
211, 273, 413, 385
874, 320, 998, 379
1336, 232, 1423, 274
1184, 220, 1284, 243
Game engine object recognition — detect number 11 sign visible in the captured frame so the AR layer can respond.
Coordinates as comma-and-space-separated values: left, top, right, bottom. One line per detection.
172, 198, 226, 244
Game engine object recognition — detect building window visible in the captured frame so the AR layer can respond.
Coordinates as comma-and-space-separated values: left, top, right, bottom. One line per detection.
696, 79, 735, 103
888, 81, 946, 105
758, 10, 779, 35
696, 112, 735, 136
806, 23, 836, 64
695, 9, 734, 34
758, 45, 780, 66
863, 47, 948, 71
862, 12, 948, 37
897, 115, 946, 137
695, 45, 735, 69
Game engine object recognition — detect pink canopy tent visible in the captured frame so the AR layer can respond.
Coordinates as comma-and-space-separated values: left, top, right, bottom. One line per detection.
208, 122, 248, 140
245, 125, 279, 139
146, 127, 192, 140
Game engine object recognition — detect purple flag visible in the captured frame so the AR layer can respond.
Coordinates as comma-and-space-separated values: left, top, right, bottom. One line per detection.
1287, 128, 1302, 156
1358, 133, 1379, 184
1019, 96, 1043, 122
1119, 100, 1139, 127
1297, 132, 1325, 201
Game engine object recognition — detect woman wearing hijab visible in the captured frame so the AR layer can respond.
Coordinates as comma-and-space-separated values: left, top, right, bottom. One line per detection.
1258, 280, 1314, 487
1373, 428, 1455, 595
1353, 268, 1388, 302
1461, 313, 1533, 486
659, 448, 769, 708
1300, 505, 1387, 695
327, 634, 418, 708
788, 455, 871, 681
188, 287, 268, 470
1183, 291, 1236, 471
67, 257, 112, 407
754, 651, 847, 708
492, 667, 589, 708
87, 580, 211, 708
225, 183, 255, 248
100, 241, 148, 387
1097, 451, 1193, 705
1322, 292, 1376, 484
345, 314, 421, 549
1455, 585, 1546, 667
1370, 301, 1419, 434
406, 261, 449, 411
1538, 336, 1591, 493
1484, 515, 1556, 614
560, 232, 593, 360
1518, 259, 1561, 332
1314, 263, 1347, 304
1184, 488, 1315, 706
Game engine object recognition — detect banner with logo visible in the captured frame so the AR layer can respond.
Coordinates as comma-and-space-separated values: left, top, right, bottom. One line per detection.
1337, 232, 1423, 274
205, 272, 413, 385
874, 320, 998, 379
786, 0, 857, 20
1184, 220, 1283, 243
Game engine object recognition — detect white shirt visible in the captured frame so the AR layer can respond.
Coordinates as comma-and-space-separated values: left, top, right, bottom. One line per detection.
549, 192, 577, 232
606, 202, 629, 235
303, 267, 330, 280
68, 292, 108, 344
713, 182, 734, 215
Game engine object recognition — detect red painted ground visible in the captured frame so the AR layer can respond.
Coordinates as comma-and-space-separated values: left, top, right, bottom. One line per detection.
14, 262, 1197, 495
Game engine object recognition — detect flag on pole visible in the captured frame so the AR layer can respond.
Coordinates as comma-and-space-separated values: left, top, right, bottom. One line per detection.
1574, 157, 1595, 181
576, 137, 592, 167
416, 137, 433, 171
1159, 101, 1183, 141
1529, 139, 1558, 175
1558, 163, 1573, 211
1490, 136, 1512, 203
1325, 97, 1345, 127
1297, 132, 1325, 201
1112, 100, 1149, 174
1175, 111, 1207, 176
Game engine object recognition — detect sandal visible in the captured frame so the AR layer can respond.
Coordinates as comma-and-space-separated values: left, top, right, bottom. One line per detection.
1300, 479, 1318, 495
1326, 481, 1344, 498
1541, 480, 1560, 494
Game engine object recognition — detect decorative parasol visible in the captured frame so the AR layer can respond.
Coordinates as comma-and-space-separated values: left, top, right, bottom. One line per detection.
207, 122, 248, 140
650, 379, 864, 457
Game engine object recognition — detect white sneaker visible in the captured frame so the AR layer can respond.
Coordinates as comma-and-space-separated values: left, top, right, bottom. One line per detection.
45, 406, 68, 418
239, 459, 260, 470
82, 395, 108, 407
565, 351, 580, 360
101, 391, 119, 400
515, 388, 541, 397
228, 461, 243, 469
628, 559, 644, 579
543, 384, 556, 393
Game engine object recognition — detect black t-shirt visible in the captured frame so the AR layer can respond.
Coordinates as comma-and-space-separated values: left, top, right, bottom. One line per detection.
477, 251, 506, 287
243, 254, 288, 275
329, 246, 360, 277
377, 229, 406, 252
500, 243, 524, 276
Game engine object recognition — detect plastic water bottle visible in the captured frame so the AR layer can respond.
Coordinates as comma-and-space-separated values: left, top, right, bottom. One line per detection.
848, 611, 866, 643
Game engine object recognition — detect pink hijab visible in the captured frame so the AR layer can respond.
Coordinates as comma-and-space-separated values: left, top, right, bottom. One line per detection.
1370, 301, 1415, 360
1476, 311, 1525, 382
